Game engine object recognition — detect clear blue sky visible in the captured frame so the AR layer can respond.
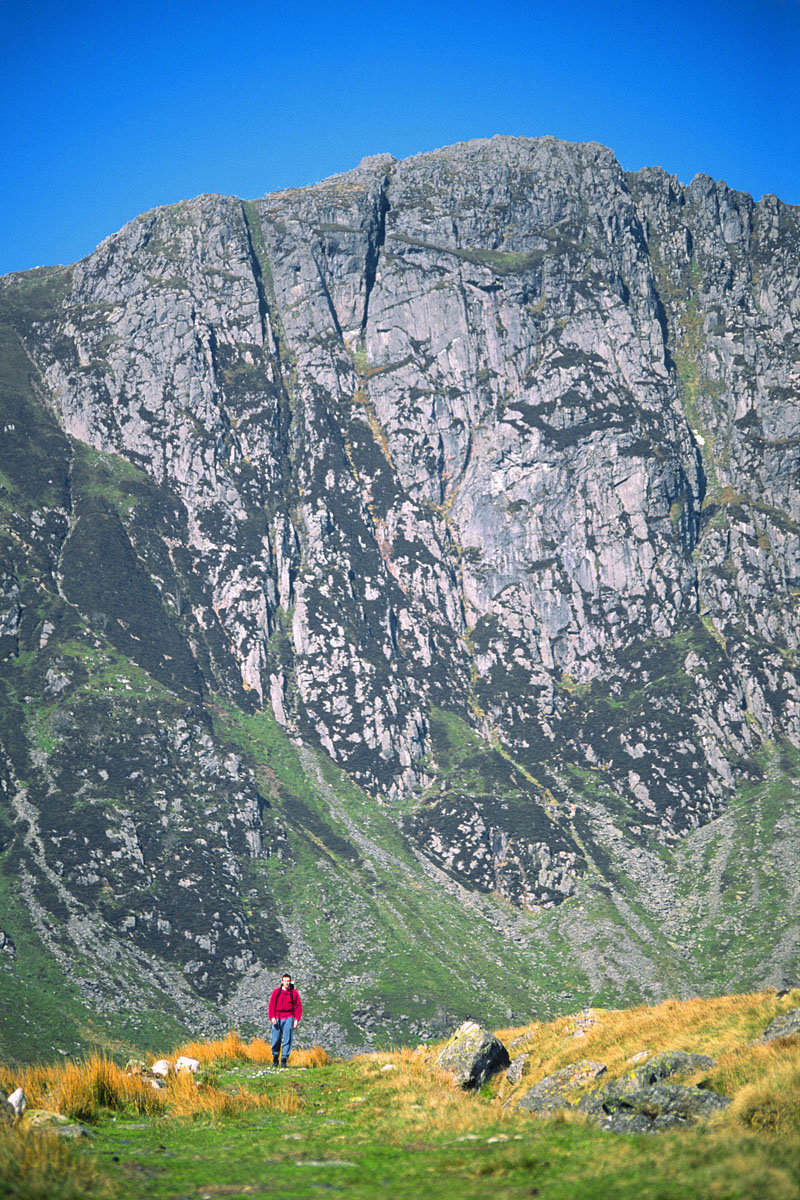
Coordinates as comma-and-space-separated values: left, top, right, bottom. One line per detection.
1, 0, 797, 276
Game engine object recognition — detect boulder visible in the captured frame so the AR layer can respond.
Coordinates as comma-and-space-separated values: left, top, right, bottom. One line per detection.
753, 1007, 800, 1044
7, 1087, 27, 1116
517, 1060, 607, 1114
151, 1059, 171, 1077
580, 1082, 730, 1132
573, 1049, 717, 1111
175, 1056, 200, 1074
435, 1021, 511, 1089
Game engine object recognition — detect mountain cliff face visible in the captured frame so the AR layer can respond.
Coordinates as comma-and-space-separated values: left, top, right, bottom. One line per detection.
0, 137, 798, 1056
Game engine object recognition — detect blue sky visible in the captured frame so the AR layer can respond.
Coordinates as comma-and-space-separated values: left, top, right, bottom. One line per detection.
1, 0, 797, 276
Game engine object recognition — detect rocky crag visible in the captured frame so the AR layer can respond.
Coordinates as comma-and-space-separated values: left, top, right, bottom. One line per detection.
0, 136, 797, 1057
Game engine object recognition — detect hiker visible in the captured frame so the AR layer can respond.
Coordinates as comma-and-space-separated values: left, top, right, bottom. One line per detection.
269, 972, 302, 1066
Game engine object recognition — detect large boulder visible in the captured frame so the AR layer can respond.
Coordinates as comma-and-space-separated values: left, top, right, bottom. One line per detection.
7, 1087, 27, 1117
579, 1082, 730, 1132
435, 1021, 510, 1089
517, 1060, 607, 1114
753, 1007, 800, 1044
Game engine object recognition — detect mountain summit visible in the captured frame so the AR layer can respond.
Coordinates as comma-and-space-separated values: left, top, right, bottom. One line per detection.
0, 137, 797, 1055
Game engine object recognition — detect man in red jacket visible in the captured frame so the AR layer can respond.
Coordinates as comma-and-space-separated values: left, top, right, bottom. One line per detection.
269, 972, 302, 1066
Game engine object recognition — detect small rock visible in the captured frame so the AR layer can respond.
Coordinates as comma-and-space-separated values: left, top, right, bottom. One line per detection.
151, 1059, 171, 1077
175, 1056, 200, 1074
296, 1160, 355, 1168
435, 1021, 511, 1089
125, 1058, 147, 1075
627, 1051, 650, 1064
381, 1064, 396, 1072
506, 1053, 529, 1085
54, 1124, 92, 1139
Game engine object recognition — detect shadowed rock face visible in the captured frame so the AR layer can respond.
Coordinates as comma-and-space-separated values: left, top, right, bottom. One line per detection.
0, 136, 798, 1031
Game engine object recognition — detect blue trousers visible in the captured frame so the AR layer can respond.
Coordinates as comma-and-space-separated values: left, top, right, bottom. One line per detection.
271, 1017, 294, 1062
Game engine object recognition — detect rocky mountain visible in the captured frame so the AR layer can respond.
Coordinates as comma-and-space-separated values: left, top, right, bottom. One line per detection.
0, 136, 797, 1059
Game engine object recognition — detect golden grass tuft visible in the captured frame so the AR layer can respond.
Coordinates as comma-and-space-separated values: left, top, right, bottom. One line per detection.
170, 1029, 249, 1065
0, 1047, 306, 1130
1, 1055, 165, 1123
170, 1031, 331, 1069
0, 1121, 112, 1199
163, 1071, 303, 1121
724, 1042, 800, 1137
289, 1045, 331, 1069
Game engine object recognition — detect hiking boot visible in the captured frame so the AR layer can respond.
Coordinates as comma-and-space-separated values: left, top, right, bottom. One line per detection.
272, 1057, 279, 1067
280, 1060, 288, 1068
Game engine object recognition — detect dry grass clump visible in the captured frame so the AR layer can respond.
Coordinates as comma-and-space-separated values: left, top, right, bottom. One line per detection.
161, 1071, 299, 1120
169, 1029, 249, 1065
288, 1044, 331, 1068
170, 1031, 330, 1069
0, 1055, 164, 1124
0, 1121, 112, 1200
0, 1049, 305, 1128
720, 1040, 800, 1137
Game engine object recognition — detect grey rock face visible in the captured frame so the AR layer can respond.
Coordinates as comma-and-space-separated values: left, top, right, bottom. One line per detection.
517, 1059, 607, 1113
580, 1081, 730, 1132
0, 135, 798, 1030
435, 1020, 511, 1088
629, 1049, 715, 1086
753, 1006, 800, 1043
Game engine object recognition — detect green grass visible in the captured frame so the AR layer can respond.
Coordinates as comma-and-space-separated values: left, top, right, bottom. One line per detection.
4, 990, 797, 1200
75, 1110, 800, 1200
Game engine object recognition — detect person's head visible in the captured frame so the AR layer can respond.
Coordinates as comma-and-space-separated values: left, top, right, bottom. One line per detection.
281, 973, 292, 989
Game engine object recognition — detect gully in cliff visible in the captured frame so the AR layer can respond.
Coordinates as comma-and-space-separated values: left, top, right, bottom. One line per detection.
269, 973, 303, 1066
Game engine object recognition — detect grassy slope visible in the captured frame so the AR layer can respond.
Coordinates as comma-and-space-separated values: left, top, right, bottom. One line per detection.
3, 989, 797, 1200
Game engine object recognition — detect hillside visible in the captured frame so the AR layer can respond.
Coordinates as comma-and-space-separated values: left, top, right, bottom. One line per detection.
2, 990, 798, 1200
0, 136, 798, 1056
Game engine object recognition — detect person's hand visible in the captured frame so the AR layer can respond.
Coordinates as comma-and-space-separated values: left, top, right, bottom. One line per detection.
270, 1018, 277, 1025
293, 1020, 298, 1028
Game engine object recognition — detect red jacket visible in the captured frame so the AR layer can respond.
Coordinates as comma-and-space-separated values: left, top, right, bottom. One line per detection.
269, 984, 302, 1021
